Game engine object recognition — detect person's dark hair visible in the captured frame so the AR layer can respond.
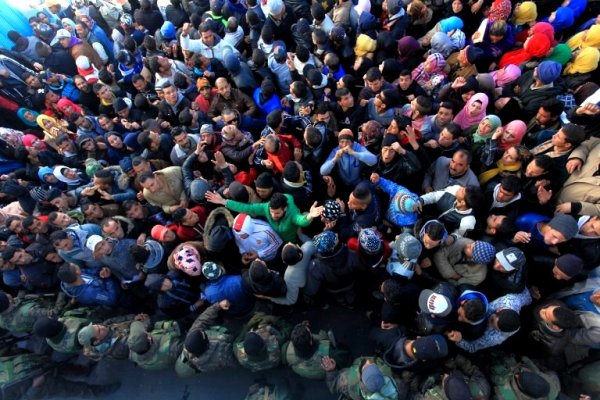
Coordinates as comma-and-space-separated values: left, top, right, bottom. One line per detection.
561, 123, 586, 147
98, 68, 113, 85
178, 108, 193, 126
132, 156, 147, 167
170, 126, 187, 139
123, 36, 136, 53
269, 193, 288, 210
414, 95, 432, 115
532, 155, 552, 172
49, 230, 68, 245
199, 21, 213, 33
489, 20, 508, 37
464, 186, 482, 208
382, 279, 403, 304
283, 161, 301, 182
282, 243, 303, 265
295, 46, 310, 62
312, 29, 328, 46
399, 69, 412, 78
122, 200, 140, 212
148, 56, 161, 74
1, 246, 18, 262
55, 134, 70, 146
130, 244, 150, 263
137, 130, 153, 148
424, 220, 445, 241
552, 305, 580, 329
352, 183, 372, 203
463, 299, 486, 323
454, 148, 472, 164
380, 89, 399, 109
260, 24, 274, 43
57, 263, 78, 283
22, 216, 36, 230
496, 309, 520, 332
365, 67, 382, 82
439, 101, 454, 112
443, 122, 461, 138
138, 171, 154, 184
324, 52, 340, 70
335, 87, 351, 100
304, 126, 322, 148
172, 207, 188, 223
94, 169, 114, 184
540, 98, 564, 118
143, 35, 157, 52
290, 81, 308, 99
290, 323, 313, 356
173, 72, 188, 90
5, 216, 21, 231
266, 109, 284, 129
500, 175, 522, 194
496, 217, 516, 236
48, 212, 60, 224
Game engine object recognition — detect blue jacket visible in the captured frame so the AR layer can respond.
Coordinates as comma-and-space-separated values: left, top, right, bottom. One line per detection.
253, 89, 281, 116
202, 274, 255, 316
320, 143, 377, 186
61, 274, 120, 306
58, 224, 103, 269
515, 213, 550, 251
377, 177, 419, 227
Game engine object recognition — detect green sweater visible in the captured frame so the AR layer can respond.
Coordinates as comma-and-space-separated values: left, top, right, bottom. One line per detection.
225, 194, 311, 243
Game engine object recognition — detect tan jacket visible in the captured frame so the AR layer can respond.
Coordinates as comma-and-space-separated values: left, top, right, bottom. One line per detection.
558, 137, 600, 216
142, 166, 188, 213
433, 237, 487, 287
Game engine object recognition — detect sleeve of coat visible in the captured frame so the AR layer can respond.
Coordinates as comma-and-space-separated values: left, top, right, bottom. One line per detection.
433, 247, 459, 280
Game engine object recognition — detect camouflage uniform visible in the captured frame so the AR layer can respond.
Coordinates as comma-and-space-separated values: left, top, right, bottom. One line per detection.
489, 354, 561, 400
282, 331, 351, 380
0, 295, 56, 334
244, 381, 299, 400
234, 313, 292, 372
174, 303, 238, 377
325, 357, 406, 400
82, 315, 136, 361
128, 319, 184, 370
45, 308, 103, 355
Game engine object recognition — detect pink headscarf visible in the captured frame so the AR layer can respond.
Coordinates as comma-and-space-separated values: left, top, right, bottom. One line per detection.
499, 120, 527, 151
22, 134, 48, 151
173, 245, 202, 276
56, 98, 83, 118
489, 0, 512, 22
453, 93, 489, 130
490, 64, 522, 87
411, 53, 447, 86
531, 22, 556, 45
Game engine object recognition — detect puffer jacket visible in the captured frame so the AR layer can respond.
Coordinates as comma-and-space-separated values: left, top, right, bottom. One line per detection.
61, 274, 120, 306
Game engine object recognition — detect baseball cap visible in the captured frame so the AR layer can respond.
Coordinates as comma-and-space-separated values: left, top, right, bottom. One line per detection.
418, 289, 452, 317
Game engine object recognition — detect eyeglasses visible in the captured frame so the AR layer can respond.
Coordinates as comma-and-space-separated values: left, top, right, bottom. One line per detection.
224, 117, 238, 125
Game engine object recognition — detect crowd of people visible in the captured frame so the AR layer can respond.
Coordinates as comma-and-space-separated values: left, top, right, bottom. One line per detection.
1, 0, 600, 398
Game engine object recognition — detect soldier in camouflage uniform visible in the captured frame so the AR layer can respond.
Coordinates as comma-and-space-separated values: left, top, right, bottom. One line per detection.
77, 314, 139, 361
282, 321, 351, 380
413, 355, 490, 400
488, 354, 561, 400
244, 380, 301, 400
174, 300, 238, 377
234, 312, 292, 372
127, 313, 184, 370
321, 355, 406, 400
0, 353, 119, 400
0, 291, 59, 334
33, 307, 107, 355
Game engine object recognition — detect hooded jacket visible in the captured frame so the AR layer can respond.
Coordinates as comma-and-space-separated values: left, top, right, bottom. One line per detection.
305, 244, 359, 296
61, 273, 120, 306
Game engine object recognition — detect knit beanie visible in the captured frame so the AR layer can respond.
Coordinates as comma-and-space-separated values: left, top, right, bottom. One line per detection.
243, 332, 266, 357
548, 214, 578, 240
322, 199, 342, 221
471, 241, 496, 264
536, 61, 562, 84
444, 372, 473, 400
223, 52, 241, 74
466, 45, 484, 65
359, 228, 382, 255
313, 230, 337, 254
185, 329, 209, 355
160, 21, 176, 40
555, 254, 584, 277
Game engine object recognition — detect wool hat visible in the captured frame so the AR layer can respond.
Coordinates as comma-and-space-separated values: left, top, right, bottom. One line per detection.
330, 26, 347, 43
555, 254, 584, 277
338, 131, 354, 142
202, 261, 223, 280
160, 21, 176, 40
174, 245, 202, 276
392, 233, 422, 262
255, 173, 274, 189
536, 61, 562, 84
0, 292, 9, 313
359, 228, 382, 255
119, 157, 134, 173
466, 45, 484, 64
411, 334, 448, 361
243, 332, 266, 357
444, 372, 473, 400
185, 329, 209, 355
361, 364, 385, 392
471, 241, 496, 264
381, 135, 398, 147
313, 230, 337, 254
200, 124, 214, 134
322, 199, 342, 221
29, 186, 48, 202
516, 372, 550, 398
264, 0, 284, 16
151, 225, 171, 241
85, 159, 102, 178
33, 317, 65, 338
223, 52, 241, 74
77, 323, 95, 346
144, 273, 166, 292
37, 166, 54, 182
419, 289, 452, 317
55, 29, 72, 39
398, 194, 417, 213
496, 247, 526, 272
548, 214, 578, 240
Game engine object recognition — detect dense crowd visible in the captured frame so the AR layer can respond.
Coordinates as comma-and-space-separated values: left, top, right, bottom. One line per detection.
0, 0, 600, 398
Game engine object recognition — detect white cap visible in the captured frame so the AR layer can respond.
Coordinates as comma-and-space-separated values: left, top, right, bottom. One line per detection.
55, 29, 72, 39
75, 55, 90, 69
264, 0, 284, 16
86, 235, 104, 252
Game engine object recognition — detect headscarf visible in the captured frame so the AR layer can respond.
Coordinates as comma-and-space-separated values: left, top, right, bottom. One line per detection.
397, 36, 420, 65
545, 7, 575, 33
430, 32, 455, 57
564, 47, 600, 74
16, 108, 39, 127
498, 120, 527, 151
440, 16, 463, 33
489, 0, 512, 22
565, 0, 587, 18
490, 64, 522, 87
454, 93, 489, 130
545, 43, 573, 65
531, 22, 556, 44
354, 34, 377, 57
512, 1, 537, 25
63, 36, 83, 48
411, 53, 447, 86
56, 98, 83, 118
472, 115, 501, 144
499, 33, 551, 68
61, 18, 76, 33
22, 134, 48, 151
567, 25, 600, 51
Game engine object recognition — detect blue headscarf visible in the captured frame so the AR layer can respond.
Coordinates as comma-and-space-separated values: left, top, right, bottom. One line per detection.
566, 0, 587, 18
17, 108, 39, 127
440, 16, 464, 33
546, 7, 575, 32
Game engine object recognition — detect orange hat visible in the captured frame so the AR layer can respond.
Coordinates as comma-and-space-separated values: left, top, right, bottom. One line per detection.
151, 225, 171, 241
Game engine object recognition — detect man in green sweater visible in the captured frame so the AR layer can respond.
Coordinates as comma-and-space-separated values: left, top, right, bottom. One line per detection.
205, 192, 323, 243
